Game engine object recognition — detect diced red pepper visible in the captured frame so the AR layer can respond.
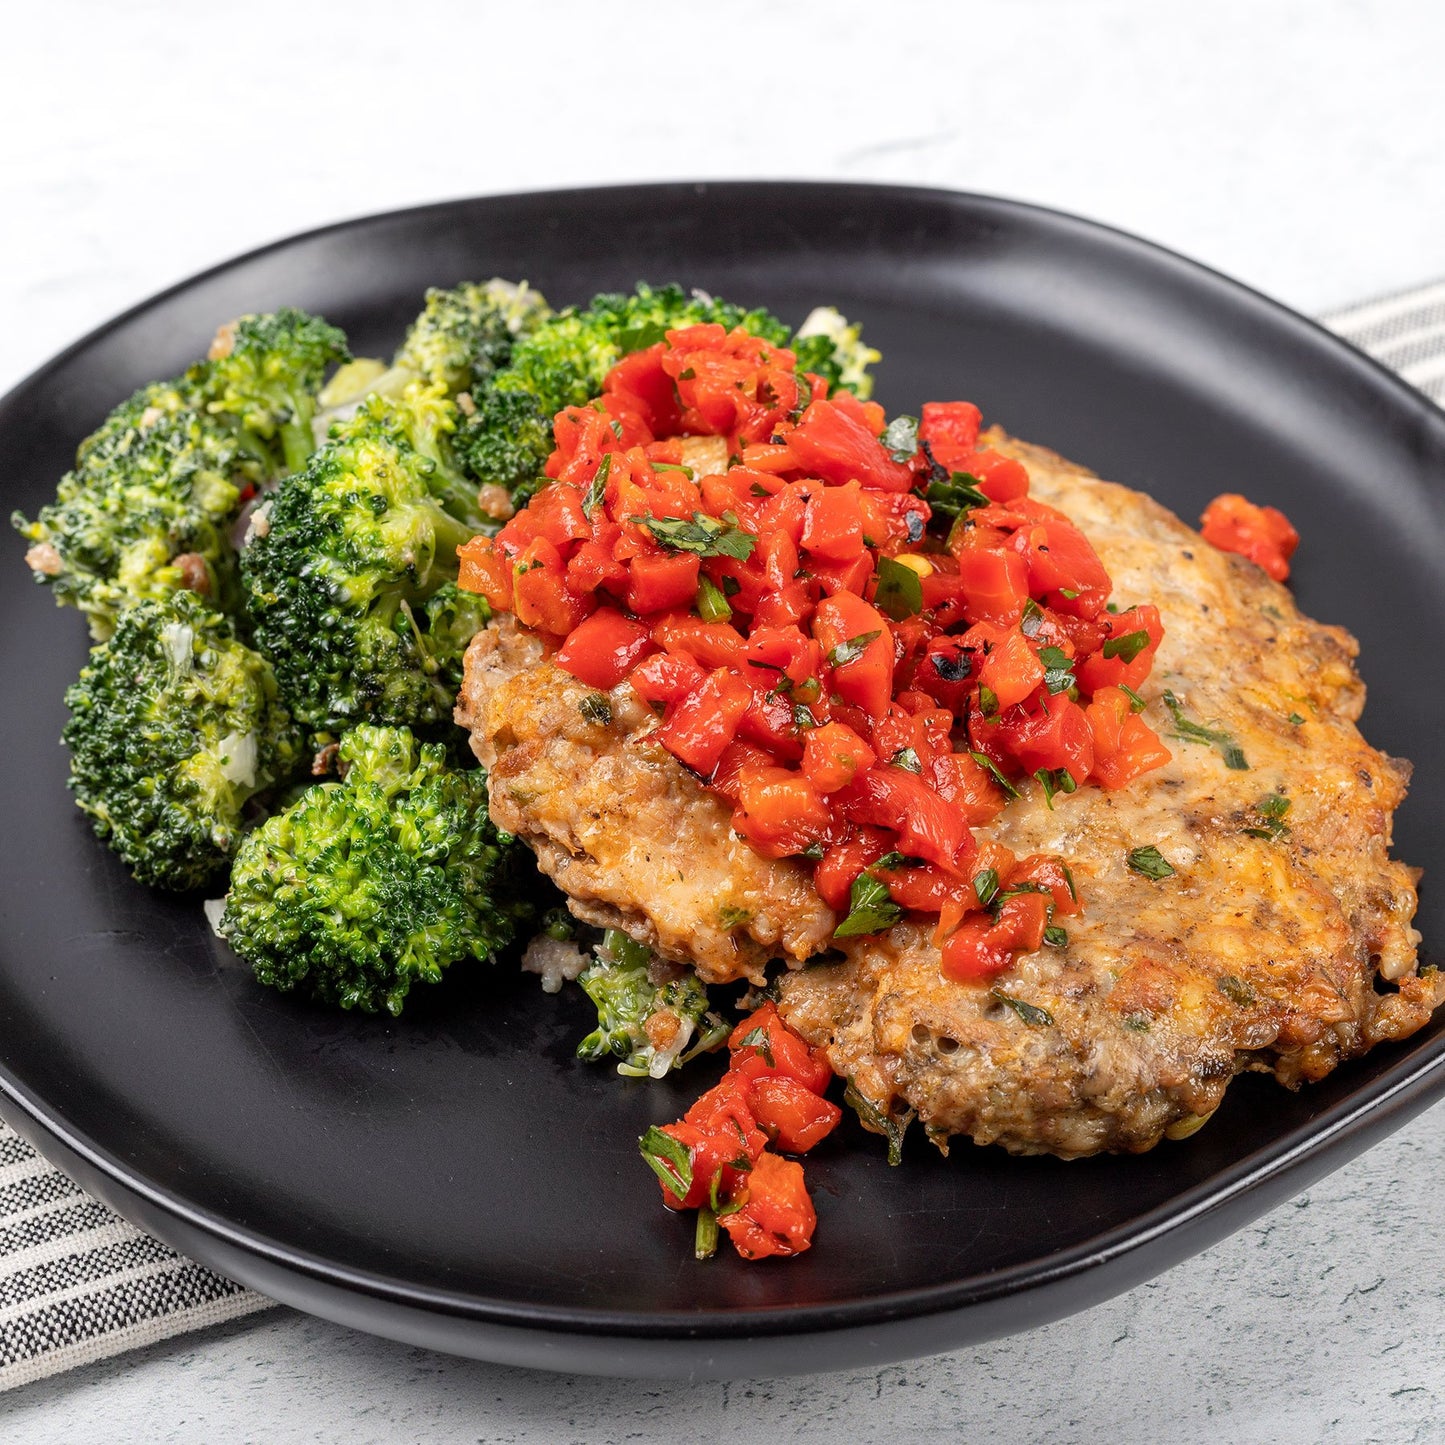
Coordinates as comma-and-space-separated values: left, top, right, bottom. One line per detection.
787, 400, 915, 492
952, 548, 1030, 628
659, 668, 752, 774
1075, 605, 1164, 694
801, 480, 866, 561
749, 1076, 842, 1153
801, 722, 876, 794
732, 765, 835, 857
813, 592, 893, 721
555, 607, 655, 690
1200, 493, 1299, 582
719, 1151, 817, 1259
727, 1003, 833, 1094
511, 538, 593, 636
840, 766, 974, 874
627, 550, 702, 615
919, 401, 982, 469
940, 891, 1051, 983
629, 650, 707, 707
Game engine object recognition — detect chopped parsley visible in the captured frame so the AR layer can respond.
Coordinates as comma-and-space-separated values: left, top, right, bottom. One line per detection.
582, 452, 611, 516
1102, 629, 1151, 664
1162, 689, 1249, 770
969, 750, 1021, 799
1216, 974, 1257, 1007
1119, 683, 1147, 713
578, 693, 612, 726
638, 511, 757, 561
1242, 791, 1291, 841
977, 684, 1000, 718
890, 747, 922, 774
874, 556, 924, 620
1034, 767, 1077, 808
1037, 645, 1076, 695
880, 414, 920, 463
973, 868, 1000, 907
827, 629, 882, 667
1126, 844, 1176, 880
924, 471, 989, 523
638, 1125, 692, 1200
1043, 925, 1069, 948
843, 1079, 914, 1166
833, 870, 903, 938
990, 989, 1054, 1027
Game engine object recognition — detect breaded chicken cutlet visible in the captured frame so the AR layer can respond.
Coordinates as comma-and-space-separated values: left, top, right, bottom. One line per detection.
457, 430, 1440, 1159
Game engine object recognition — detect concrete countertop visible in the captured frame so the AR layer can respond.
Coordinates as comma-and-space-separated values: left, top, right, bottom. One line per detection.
3, 2, 1442, 1439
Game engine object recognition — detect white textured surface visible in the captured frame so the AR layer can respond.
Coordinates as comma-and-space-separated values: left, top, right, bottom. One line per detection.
4, 0, 1445, 1438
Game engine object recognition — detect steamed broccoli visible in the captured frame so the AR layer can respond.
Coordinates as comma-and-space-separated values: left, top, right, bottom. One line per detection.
14, 309, 347, 637
393, 279, 551, 396
62, 591, 304, 890
220, 724, 527, 1015
453, 283, 879, 505
241, 384, 491, 729
576, 929, 728, 1078
791, 305, 882, 401
204, 308, 351, 473
451, 387, 554, 508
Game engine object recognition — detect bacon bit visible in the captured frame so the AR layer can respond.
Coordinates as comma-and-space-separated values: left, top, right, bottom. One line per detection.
476, 483, 515, 522
172, 552, 211, 596
1199, 493, 1299, 582
207, 321, 238, 360
311, 741, 341, 777
25, 542, 63, 577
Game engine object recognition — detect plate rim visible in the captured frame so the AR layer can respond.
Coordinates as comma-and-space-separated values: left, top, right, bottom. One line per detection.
2, 179, 1443, 1360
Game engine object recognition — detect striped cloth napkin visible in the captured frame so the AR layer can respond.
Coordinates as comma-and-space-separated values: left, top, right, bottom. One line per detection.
0, 279, 1438, 1392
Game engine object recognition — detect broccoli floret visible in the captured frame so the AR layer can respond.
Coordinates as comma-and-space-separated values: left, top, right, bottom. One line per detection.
394, 280, 551, 396
790, 306, 881, 400
205, 309, 350, 473
62, 591, 304, 890
241, 385, 490, 729
451, 387, 554, 508
220, 724, 526, 1015
576, 929, 728, 1078
14, 309, 347, 637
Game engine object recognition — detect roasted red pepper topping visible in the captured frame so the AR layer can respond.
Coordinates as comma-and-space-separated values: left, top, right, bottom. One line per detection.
462, 321, 1188, 985
1199, 493, 1299, 582
639, 1003, 838, 1261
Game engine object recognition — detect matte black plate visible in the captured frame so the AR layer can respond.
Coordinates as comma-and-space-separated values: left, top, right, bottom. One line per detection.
1, 184, 1442, 1379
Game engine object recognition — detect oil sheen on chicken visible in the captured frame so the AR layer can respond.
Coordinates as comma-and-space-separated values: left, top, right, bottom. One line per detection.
457, 430, 1439, 1158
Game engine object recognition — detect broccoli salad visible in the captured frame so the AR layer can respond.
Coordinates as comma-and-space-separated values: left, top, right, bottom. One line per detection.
15, 279, 878, 1064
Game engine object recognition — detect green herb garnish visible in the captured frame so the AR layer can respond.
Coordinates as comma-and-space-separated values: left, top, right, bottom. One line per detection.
990, 989, 1054, 1027
582, 452, 611, 517
639, 1125, 693, 1201
578, 694, 612, 726
639, 511, 757, 561
827, 629, 882, 668
874, 556, 923, 620
1102, 629, 1151, 664
1126, 844, 1176, 880
834, 871, 903, 938
880, 414, 920, 463
1242, 791, 1291, 841
1162, 689, 1249, 770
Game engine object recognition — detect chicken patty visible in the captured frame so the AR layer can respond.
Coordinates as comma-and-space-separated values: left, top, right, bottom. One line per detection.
458, 430, 1439, 1157
778, 433, 1438, 1156
456, 617, 835, 984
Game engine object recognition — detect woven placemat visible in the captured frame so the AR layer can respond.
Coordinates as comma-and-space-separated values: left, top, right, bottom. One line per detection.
0, 281, 1438, 1392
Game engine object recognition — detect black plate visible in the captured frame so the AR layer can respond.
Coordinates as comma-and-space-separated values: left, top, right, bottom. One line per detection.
1, 183, 1442, 1380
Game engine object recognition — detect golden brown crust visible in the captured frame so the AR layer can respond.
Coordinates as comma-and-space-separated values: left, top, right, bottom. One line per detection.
457, 429, 1437, 1159
456, 617, 835, 985
777, 431, 1437, 1157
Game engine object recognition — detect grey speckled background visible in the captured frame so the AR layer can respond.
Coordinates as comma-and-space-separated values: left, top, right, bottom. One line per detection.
3, 1, 1444, 1439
